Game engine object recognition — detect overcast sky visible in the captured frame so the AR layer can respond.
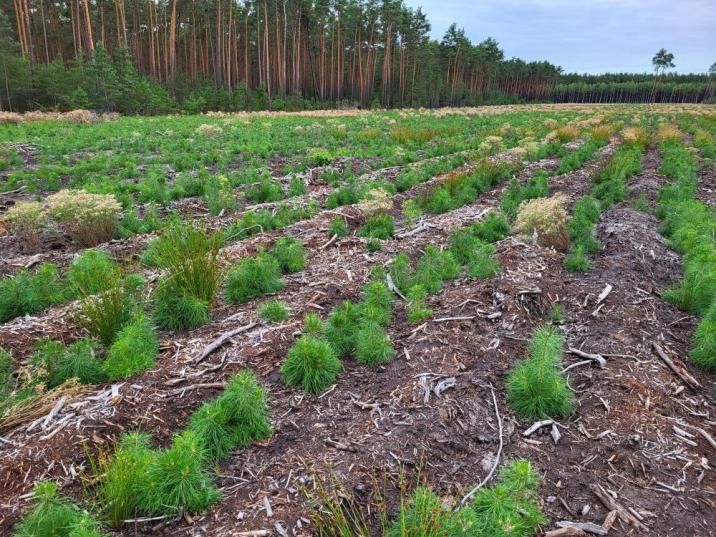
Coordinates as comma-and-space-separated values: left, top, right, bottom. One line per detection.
406, 0, 715, 74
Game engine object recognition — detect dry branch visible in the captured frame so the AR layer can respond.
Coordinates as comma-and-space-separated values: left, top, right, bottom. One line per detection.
192, 322, 256, 364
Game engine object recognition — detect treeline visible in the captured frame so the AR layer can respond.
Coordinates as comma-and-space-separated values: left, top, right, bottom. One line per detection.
0, 0, 714, 113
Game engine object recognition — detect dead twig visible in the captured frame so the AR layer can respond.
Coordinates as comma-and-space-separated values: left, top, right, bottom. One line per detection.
651, 342, 700, 390
192, 322, 256, 365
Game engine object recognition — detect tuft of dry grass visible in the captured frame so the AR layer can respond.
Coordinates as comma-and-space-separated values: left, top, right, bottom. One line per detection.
590, 124, 615, 144
356, 189, 393, 218
622, 126, 651, 147
657, 123, 682, 143
554, 125, 580, 143
513, 195, 570, 251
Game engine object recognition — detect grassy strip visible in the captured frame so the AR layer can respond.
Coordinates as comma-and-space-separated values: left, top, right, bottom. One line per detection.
564, 132, 646, 271
655, 135, 715, 371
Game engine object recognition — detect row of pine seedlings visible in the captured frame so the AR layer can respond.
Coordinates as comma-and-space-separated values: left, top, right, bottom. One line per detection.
4, 115, 621, 535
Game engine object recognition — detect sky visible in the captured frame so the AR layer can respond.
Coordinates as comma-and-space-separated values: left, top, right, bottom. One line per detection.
405, 0, 716, 74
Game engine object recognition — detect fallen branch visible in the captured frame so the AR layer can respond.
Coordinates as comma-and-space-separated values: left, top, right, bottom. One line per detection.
320, 234, 338, 250
595, 284, 612, 305
433, 315, 475, 323
556, 521, 607, 536
460, 388, 502, 506
589, 483, 649, 532
193, 322, 256, 365
568, 347, 606, 368
651, 342, 700, 390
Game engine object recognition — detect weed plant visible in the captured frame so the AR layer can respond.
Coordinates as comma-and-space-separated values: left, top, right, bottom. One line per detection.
66, 250, 121, 295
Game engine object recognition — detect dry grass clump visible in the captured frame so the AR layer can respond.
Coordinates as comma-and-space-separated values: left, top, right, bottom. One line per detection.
657, 123, 682, 143
590, 124, 615, 144
621, 126, 651, 147
47, 190, 122, 246
3, 201, 47, 250
554, 125, 580, 143
356, 188, 392, 218
543, 118, 559, 129
0, 111, 23, 124
478, 135, 504, 155
196, 123, 224, 137
513, 195, 570, 251
62, 109, 99, 124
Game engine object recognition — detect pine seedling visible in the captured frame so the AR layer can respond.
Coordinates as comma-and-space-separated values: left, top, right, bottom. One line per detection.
103, 316, 159, 380
407, 284, 432, 324
364, 238, 382, 252
389, 252, 415, 294
689, 303, 716, 371
32, 339, 106, 388
467, 243, 502, 279
270, 237, 306, 273
221, 371, 272, 449
259, 300, 289, 323
303, 313, 324, 336
328, 216, 348, 238
413, 246, 460, 294
471, 211, 511, 243
67, 249, 121, 295
0, 348, 13, 397
325, 300, 361, 356
282, 335, 341, 394
355, 321, 395, 366
141, 430, 219, 516
225, 252, 284, 304
99, 432, 157, 527
11, 481, 101, 537
506, 326, 573, 420
563, 245, 590, 272
359, 281, 393, 326
357, 214, 395, 239
401, 199, 423, 228
0, 264, 69, 324
188, 400, 235, 460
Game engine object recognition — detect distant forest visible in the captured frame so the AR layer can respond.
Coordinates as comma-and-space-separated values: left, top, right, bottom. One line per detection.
1, 0, 714, 113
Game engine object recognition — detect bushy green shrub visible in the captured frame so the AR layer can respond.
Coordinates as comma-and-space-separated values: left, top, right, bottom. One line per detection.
259, 300, 289, 323
506, 326, 573, 420
189, 370, 272, 459
282, 335, 341, 393
225, 252, 284, 304
141, 430, 219, 515
0, 264, 69, 324
11, 481, 102, 537
270, 237, 306, 273
357, 214, 395, 239
102, 317, 159, 380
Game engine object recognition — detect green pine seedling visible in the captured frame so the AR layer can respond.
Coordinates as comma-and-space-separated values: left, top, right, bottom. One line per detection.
689, 303, 716, 371
270, 237, 306, 273
506, 326, 573, 420
355, 321, 395, 366
357, 214, 394, 239
99, 432, 157, 527
563, 245, 590, 272
221, 371, 273, 449
140, 430, 220, 516
328, 216, 348, 238
325, 300, 361, 356
259, 300, 289, 323
407, 284, 432, 324
225, 252, 284, 304
359, 281, 393, 326
67, 249, 122, 295
103, 316, 159, 380
282, 335, 341, 394
154, 282, 210, 331
303, 313, 324, 336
